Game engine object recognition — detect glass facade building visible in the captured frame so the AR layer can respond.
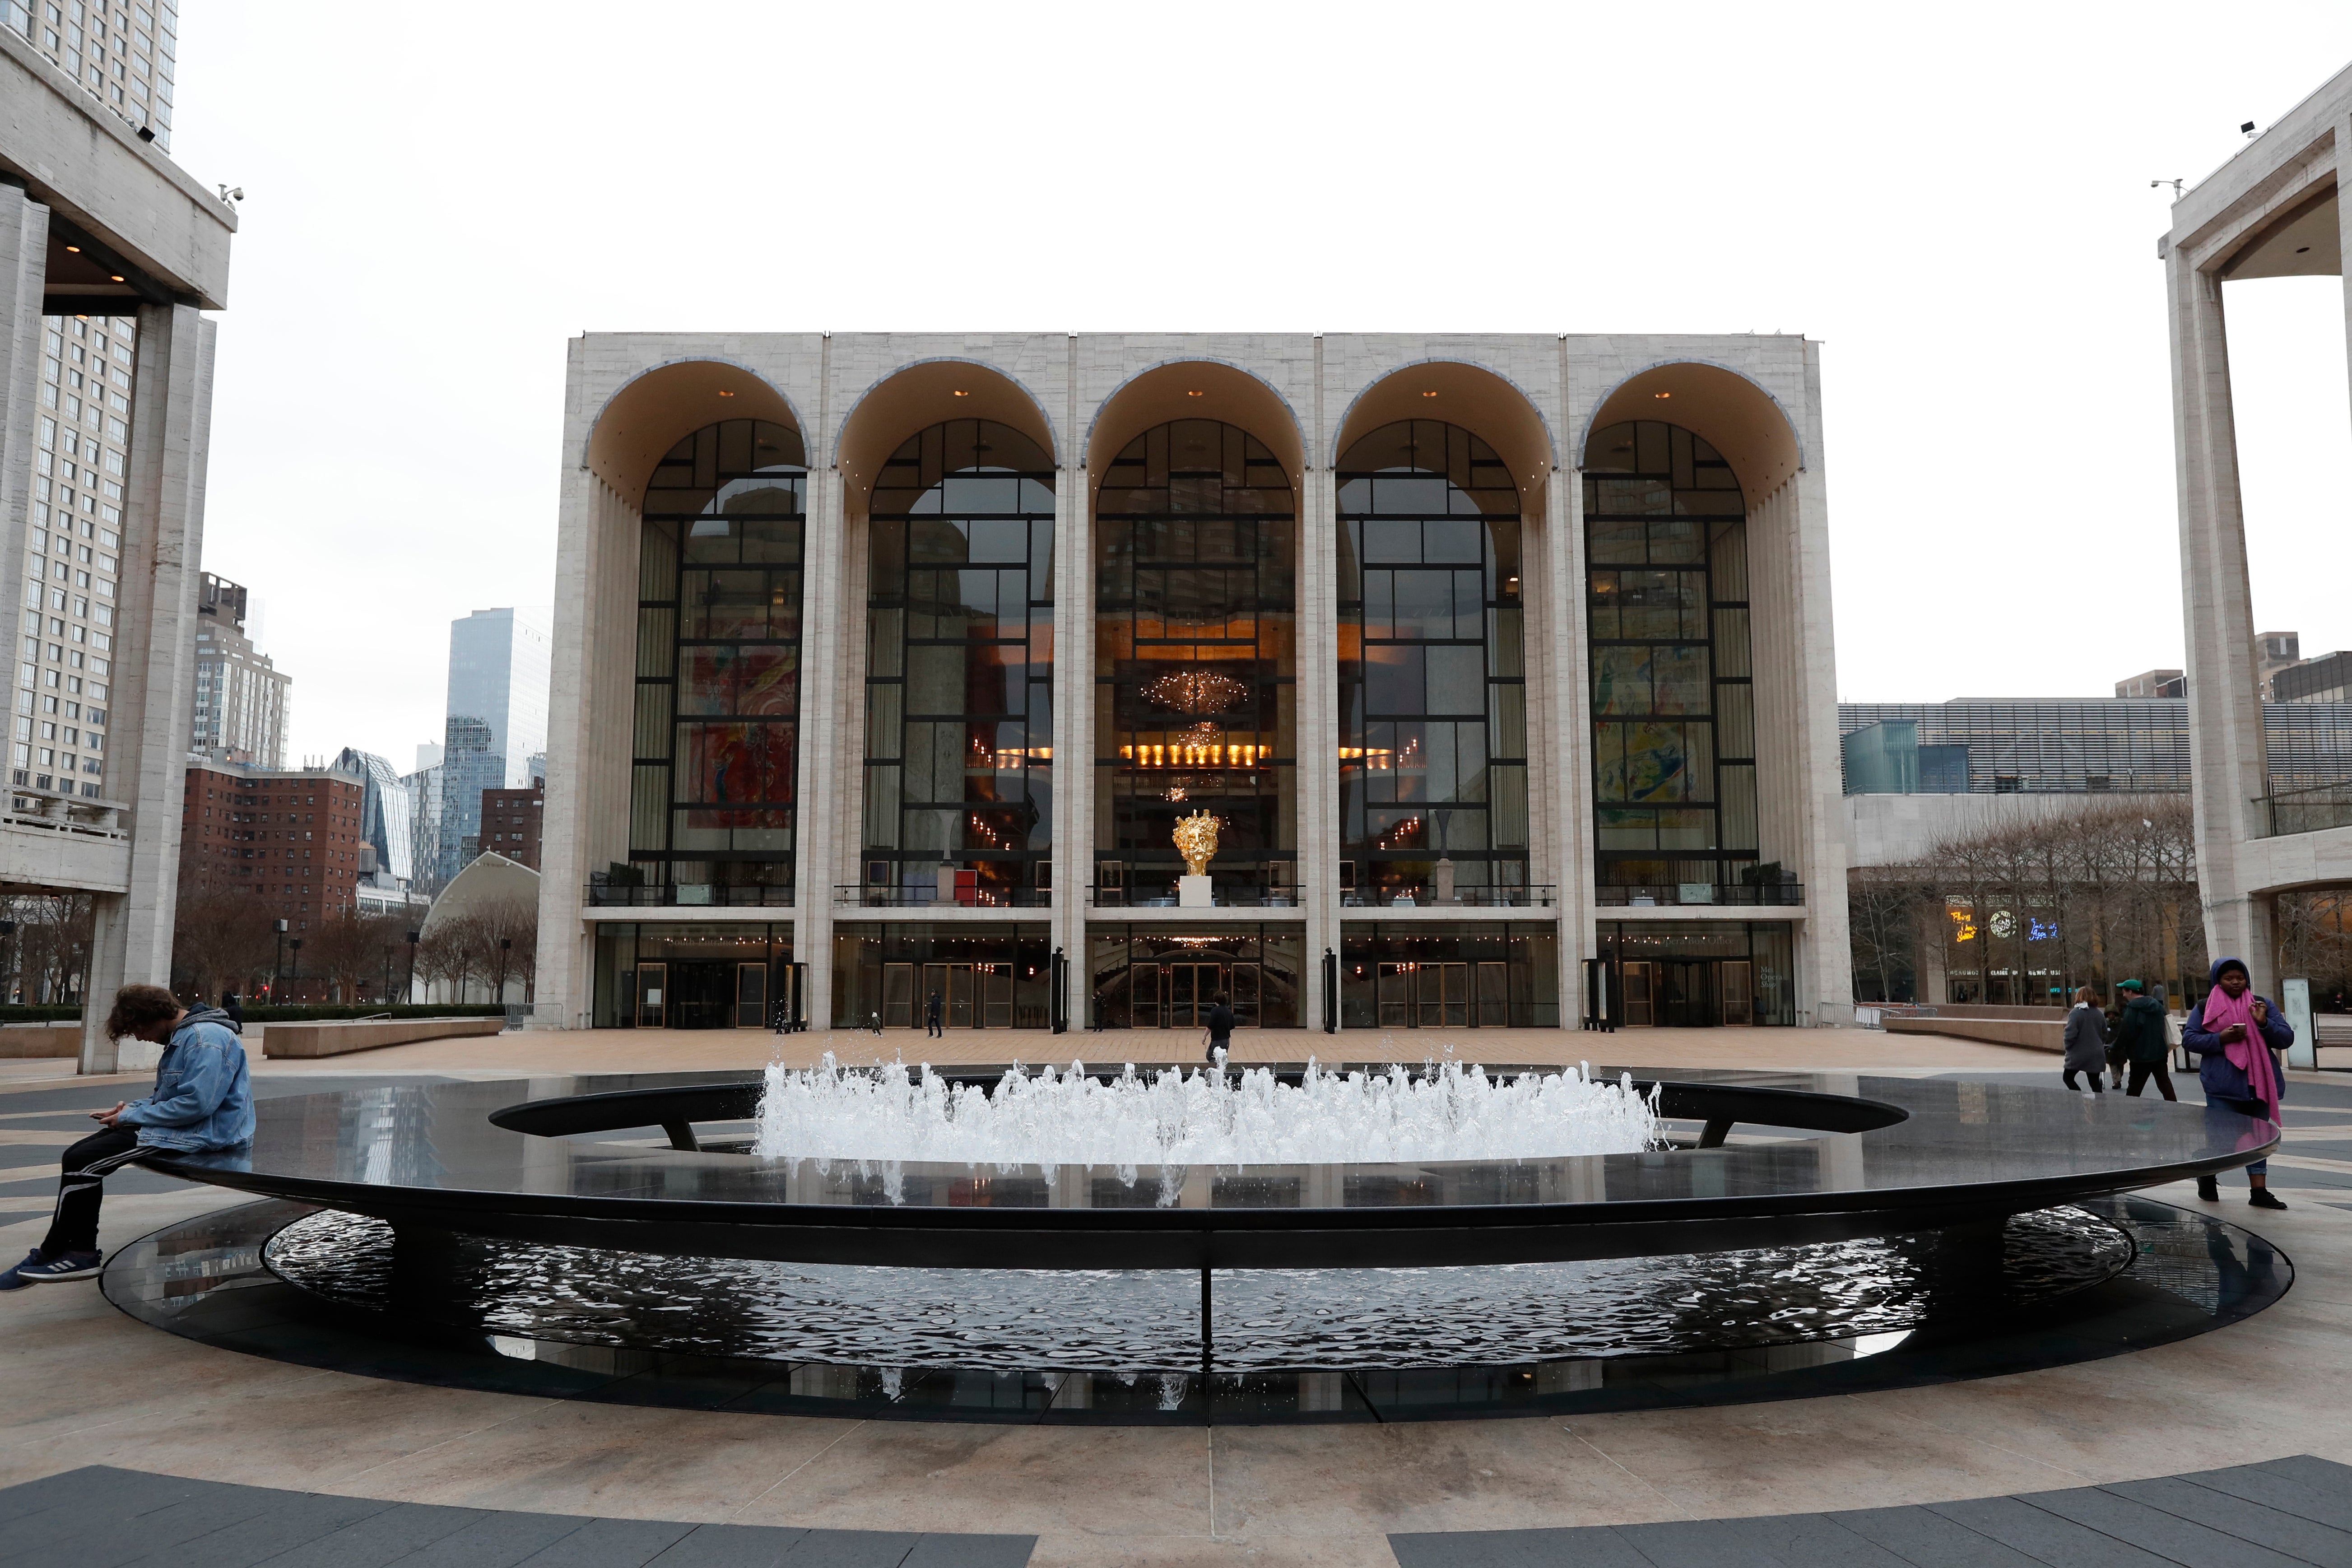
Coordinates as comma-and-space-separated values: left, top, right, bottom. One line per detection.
1094, 421, 1296, 904
1336, 422, 1529, 902
558, 335, 1844, 1035
1583, 422, 1759, 895
630, 419, 808, 905
1839, 699, 2352, 796
863, 421, 1054, 904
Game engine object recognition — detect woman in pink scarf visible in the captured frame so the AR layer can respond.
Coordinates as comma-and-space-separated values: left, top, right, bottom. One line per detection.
2185, 956, 2293, 1210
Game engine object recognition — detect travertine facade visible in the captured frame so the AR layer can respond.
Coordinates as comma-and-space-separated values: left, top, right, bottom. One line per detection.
536, 334, 1852, 1037
0, 19, 230, 1068
2161, 61, 2352, 992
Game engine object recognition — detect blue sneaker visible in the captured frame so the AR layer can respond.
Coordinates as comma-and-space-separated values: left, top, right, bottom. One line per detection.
14, 1251, 101, 1284
0, 1249, 42, 1291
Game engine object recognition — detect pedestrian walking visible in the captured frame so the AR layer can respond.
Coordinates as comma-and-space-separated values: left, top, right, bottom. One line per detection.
925, 989, 944, 1038
2115, 978, 2177, 1101
2183, 956, 2294, 1210
218, 989, 243, 1027
2061, 986, 2106, 1093
2, 986, 251, 1289
1203, 991, 1234, 1065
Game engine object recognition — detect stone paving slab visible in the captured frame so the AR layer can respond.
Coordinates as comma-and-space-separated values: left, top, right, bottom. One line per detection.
1389, 1456, 2352, 1567
0, 1467, 1037, 1567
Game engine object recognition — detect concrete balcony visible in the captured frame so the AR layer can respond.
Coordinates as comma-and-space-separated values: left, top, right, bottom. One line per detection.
0, 787, 131, 893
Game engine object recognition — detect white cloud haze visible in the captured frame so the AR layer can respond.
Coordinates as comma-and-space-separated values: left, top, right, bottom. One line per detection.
162, 1, 2352, 765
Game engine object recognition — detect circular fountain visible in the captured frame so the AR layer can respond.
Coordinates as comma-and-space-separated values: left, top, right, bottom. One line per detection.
103, 1061, 2290, 1424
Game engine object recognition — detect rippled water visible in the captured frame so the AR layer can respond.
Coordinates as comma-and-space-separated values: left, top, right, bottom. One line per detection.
265, 1206, 2130, 1372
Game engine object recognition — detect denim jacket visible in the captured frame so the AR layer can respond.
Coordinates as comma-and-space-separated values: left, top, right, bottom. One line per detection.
117, 1005, 254, 1151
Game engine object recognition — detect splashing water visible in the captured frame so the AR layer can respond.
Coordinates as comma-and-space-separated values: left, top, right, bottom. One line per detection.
751, 1054, 1659, 1168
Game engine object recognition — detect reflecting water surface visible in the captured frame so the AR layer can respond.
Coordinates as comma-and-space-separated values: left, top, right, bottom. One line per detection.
265, 1205, 2131, 1371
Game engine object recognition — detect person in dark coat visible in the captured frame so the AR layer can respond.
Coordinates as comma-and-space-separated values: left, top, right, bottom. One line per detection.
1204, 992, 1235, 1065
2183, 956, 2294, 1209
924, 989, 944, 1038
2112, 979, 2176, 1101
2061, 986, 2106, 1093
218, 989, 243, 1027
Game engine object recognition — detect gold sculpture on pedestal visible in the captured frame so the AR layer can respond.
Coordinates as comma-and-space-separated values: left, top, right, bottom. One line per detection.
1172, 810, 1219, 877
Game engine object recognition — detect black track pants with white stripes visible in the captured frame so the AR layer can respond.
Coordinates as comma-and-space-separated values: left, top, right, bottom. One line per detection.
41, 1126, 146, 1257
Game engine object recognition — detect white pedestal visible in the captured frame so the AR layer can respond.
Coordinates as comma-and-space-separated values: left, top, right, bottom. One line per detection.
1178, 875, 1213, 908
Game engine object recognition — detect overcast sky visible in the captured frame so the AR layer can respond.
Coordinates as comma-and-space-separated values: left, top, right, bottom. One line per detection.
164, 2, 2352, 770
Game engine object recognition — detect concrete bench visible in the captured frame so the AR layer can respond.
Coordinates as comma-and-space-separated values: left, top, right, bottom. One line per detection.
1883, 1015, 2064, 1053
261, 1016, 504, 1060
0, 1023, 78, 1057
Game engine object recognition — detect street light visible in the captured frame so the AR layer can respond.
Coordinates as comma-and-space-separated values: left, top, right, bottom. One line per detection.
499, 937, 512, 1002
405, 928, 421, 1006
272, 918, 288, 1001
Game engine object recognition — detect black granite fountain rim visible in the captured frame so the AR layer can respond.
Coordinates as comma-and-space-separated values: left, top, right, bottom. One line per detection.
134, 1071, 2281, 1272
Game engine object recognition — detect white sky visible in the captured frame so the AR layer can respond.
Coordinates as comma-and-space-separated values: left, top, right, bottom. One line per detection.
163, 1, 2352, 766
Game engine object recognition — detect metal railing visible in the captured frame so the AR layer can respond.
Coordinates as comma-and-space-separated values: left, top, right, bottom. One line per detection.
1090, 885, 1302, 909
2260, 781, 2352, 838
1341, 885, 1556, 908
584, 883, 794, 908
1596, 883, 1804, 908
834, 885, 1050, 908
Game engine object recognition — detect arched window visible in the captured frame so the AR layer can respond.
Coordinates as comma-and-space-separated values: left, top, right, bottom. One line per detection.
1336, 420, 1529, 903
628, 419, 807, 904
863, 419, 1056, 905
1582, 420, 1757, 898
1093, 419, 1296, 903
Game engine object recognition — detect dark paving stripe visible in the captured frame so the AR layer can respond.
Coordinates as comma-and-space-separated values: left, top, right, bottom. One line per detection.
1390, 1457, 2352, 1567
0, 1466, 1034, 1568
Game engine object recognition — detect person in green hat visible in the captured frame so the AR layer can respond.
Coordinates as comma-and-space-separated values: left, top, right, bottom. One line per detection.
2111, 979, 2177, 1102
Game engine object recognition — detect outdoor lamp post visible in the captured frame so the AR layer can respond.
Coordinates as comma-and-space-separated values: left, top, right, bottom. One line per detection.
288, 937, 303, 1000
405, 928, 420, 1004
500, 937, 512, 1002
272, 918, 288, 1000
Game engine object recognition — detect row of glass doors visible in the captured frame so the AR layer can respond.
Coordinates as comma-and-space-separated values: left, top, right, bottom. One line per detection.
1130, 961, 1261, 1028
877, 962, 1021, 1029
629, 961, 798, 1029
1620, 959, 1754, 1027
1371, 961, 1510, 1028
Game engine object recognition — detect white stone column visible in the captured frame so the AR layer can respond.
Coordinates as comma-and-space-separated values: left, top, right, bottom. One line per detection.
82, 302, 213, 1072
1544, 454, 1593, 1023
797, 449, 846, 1028
0, 188, 48, 679
1048, 445, 1088, 1019
1297, 445, 1338, 1033
2168, 248, 2275, 988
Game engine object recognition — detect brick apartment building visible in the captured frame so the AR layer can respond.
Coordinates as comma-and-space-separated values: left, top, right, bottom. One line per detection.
180, 760, 367, 928
477, 779, 543, 870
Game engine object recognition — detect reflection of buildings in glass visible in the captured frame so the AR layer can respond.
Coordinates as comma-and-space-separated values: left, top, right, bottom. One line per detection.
543, 335, 1848, 1033
632, 420, 806, 904
863, 420, 1054, 905
1584, 422, 1757, 898
1094, 419, 1296, 903
1337, 421, 1528, 901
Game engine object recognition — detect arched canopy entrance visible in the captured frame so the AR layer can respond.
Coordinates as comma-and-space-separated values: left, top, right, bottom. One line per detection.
837, 360, 1058, 510
1332, 361, 1553, 498
586, 360, 801, 507
1582, 362, 1800, 501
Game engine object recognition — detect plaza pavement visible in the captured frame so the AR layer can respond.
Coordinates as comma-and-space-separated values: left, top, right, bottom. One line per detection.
3, 1028, 2351, 1565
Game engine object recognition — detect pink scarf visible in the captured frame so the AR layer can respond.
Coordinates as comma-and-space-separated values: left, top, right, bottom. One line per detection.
2206, 985, 2282, 1123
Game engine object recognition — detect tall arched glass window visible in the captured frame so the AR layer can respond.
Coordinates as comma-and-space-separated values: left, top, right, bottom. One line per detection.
862, 419, 1055, 905
1582, 420, 1757, 896
629, 419, 807, 905
1336, 421, 1528, 903
1094, 419, 1296, 904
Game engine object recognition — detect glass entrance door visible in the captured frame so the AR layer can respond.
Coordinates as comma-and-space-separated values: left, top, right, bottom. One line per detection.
1621, 961, 1655, 1027
1721, 960, 1753, 1027
637, 963, 668, 1029
1417, 963, 1469, 1027
735, 963, 767, 1028
922, 963, 974, 1027
1474, 961, 1507, 1027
